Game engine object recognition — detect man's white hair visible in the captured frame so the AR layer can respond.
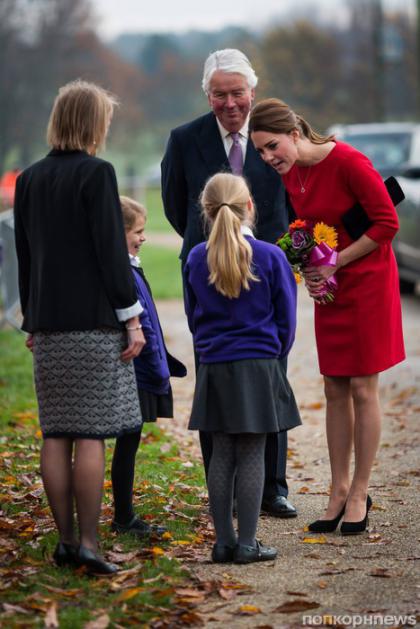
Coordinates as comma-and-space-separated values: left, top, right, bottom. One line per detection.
202, 48, 258, 94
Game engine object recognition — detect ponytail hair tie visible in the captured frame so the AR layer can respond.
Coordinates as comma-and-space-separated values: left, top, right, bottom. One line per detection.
215, 203, 242, 212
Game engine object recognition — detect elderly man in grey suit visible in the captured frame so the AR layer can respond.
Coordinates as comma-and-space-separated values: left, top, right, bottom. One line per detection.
161, 48, 297, 518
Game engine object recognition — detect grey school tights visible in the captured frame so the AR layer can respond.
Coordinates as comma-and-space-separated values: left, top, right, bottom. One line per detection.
208, 432, 267, 548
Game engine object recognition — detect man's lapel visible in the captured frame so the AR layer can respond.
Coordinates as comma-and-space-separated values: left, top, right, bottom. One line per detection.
244, 137, 263, 180
194, 112, 266, 182
196, 113, 231, 173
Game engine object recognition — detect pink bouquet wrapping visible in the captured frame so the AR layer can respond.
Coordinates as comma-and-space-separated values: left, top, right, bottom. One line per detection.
277, 219, 338, 303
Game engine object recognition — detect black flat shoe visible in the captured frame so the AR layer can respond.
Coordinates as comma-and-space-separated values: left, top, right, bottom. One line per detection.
211, 543, 235, 563
233, 540, 277, 564
76, 545, 118, 575
340, 495, 372, 536
53, 542, 78, 567
112, 515, 166, 538
261, 496, 297, 518
307, 502, 346, 533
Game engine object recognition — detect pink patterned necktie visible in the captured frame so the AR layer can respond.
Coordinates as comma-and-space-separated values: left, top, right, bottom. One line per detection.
228, 132, 243, 175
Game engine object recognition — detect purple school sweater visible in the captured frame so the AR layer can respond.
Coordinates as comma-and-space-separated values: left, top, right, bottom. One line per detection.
184, 236, 297, 364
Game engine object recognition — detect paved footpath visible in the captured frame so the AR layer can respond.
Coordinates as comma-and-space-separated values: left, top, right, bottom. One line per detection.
157, 288, 420, 629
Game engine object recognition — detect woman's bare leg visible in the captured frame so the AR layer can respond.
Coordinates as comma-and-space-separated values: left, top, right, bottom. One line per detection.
321, 376, 354, 519
345, 374, 381, 522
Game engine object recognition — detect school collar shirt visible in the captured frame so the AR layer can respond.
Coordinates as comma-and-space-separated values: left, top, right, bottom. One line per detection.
216, 116, 249, 165
240, 225, 255, 239
129, 254, 140, 268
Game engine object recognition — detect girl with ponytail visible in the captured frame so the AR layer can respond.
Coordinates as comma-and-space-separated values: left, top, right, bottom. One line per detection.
184, 173, 300, 564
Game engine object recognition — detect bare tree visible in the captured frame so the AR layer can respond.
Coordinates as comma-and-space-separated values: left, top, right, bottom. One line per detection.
0, 0, 94, 171
260, 20, 347, 131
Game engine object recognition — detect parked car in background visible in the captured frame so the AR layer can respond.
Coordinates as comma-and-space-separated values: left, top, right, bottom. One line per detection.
329, 122, 420, 293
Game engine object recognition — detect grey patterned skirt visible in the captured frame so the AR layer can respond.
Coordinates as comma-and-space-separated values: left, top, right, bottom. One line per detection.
33, 329, 142, 439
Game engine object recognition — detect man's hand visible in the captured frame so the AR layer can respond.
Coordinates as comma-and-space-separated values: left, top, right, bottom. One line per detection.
25, 334, 34, 352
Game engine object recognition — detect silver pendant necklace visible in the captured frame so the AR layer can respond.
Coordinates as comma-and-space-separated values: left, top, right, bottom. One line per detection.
296, 166, 312, 193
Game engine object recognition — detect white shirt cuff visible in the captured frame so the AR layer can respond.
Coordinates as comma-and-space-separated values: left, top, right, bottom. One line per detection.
115, 300, 143, 322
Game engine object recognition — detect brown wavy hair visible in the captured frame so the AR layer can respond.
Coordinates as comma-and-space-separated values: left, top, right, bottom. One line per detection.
249, 98, 334, 144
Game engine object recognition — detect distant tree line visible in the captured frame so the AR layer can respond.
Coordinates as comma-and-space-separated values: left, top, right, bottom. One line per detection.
0, 0, 418, 175
0, 0, 144, 173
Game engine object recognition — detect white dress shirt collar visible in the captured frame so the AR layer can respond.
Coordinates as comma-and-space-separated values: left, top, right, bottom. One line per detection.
240, 224, 255, 239
129, 254, 140, 268
216, 115, 250, 142
216, 114, 249, 140
216, 117, 249, 166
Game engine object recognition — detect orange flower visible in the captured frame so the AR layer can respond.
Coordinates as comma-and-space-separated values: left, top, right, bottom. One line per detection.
289, 219, 308, 233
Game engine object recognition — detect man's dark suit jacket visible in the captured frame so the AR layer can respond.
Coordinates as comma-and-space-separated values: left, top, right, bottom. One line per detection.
14, 149, 138, 333
161, 112, 293, 261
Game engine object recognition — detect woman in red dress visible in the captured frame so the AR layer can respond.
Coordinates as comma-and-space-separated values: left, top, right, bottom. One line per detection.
250, 98, 405, 535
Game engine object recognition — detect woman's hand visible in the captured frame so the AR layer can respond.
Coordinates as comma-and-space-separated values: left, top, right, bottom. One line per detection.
25, 334, 34, 352
120, 316, 146, 361
121, 328, 146, 361
303, 265, 337, 299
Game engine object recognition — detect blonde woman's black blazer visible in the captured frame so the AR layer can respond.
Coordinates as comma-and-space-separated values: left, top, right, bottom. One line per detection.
14, 149, 138, 333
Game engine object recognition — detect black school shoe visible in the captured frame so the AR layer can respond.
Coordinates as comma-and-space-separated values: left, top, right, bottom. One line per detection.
211, 543, 235, 563
52, 542, 78, 567
112, 515, 166, 538
233, 540, 278, 564
76, 545, 118, 575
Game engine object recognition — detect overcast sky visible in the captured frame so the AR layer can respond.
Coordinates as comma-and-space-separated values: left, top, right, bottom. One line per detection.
91, 0, 416, 39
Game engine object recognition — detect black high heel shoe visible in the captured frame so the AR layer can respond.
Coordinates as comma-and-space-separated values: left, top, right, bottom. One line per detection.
53, 542, 78, 567
307, 502, 346, 533
340, 495, 372, 536
76, 545, 118, 575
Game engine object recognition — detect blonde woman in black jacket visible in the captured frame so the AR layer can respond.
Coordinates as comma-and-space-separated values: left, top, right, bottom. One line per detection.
14, 80, 145, 575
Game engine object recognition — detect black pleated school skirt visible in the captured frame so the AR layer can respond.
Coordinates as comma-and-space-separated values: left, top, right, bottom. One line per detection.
138, 386, 173, 423
188, 358, 301, 434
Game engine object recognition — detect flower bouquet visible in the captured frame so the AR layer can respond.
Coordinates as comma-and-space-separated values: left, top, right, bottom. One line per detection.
277, 219, 338, 303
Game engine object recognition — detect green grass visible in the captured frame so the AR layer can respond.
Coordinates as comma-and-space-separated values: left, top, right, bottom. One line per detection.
118, 181, 185, 300
0, 329, 207, 627
144, 187, 172, 233
117, 186, 172, 233
140, 245, 183, 299
0, 329, 37, 423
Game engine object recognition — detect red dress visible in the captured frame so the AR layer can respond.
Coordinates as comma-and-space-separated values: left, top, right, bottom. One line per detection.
283, 141, 405, 376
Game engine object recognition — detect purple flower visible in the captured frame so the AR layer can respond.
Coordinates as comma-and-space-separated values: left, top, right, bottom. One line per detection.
291, 230, 312, 250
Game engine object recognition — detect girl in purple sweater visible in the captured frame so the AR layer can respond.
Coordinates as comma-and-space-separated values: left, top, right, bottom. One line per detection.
111, 196, 186, 537
184, 173, 300, 564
